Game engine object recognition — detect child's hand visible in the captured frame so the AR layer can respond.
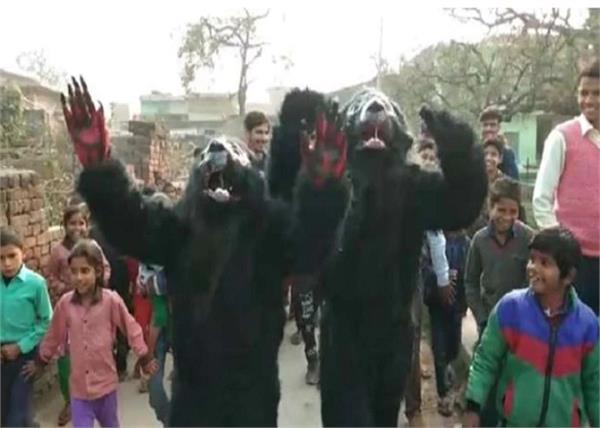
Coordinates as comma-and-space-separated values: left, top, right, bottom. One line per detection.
438, 283, 456, 307
1, 344, 21, 361
21, 360, 40, 380
463, 411, 480, 428
140, 357, 159, 377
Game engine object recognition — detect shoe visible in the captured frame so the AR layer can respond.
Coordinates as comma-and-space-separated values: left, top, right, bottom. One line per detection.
437, 395, 454, 417
138, 377, 149, 393
290, 330, 302, 346
57, 403, 71, 426
305, 353, 320, 385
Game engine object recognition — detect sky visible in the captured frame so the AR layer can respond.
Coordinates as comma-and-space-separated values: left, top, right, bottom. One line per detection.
0, 1, 592, 115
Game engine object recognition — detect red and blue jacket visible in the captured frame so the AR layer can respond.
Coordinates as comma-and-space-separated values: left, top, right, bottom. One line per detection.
466, 287, 599, 427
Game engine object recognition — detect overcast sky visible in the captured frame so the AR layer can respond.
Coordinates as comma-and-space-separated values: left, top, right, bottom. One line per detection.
0, 1, 592, 114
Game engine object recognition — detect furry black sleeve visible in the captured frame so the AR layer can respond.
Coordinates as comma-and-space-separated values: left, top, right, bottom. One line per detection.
77, 159, 182, 266
416, 110, 488, 231
291, 174, 350, 275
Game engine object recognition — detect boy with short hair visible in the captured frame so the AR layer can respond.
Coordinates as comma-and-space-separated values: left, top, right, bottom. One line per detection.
479, 106, 519, 180
244, 110, 271, 172
465, 177, 534, 335
464, 227, 599, 427
467, 137, 505, 236
0, 227, 53, 427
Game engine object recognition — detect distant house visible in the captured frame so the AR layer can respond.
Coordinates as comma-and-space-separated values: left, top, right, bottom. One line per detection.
502, 111, 571, 168
140, 91, 238, 140
0, 68, 64, 144
109, 102, 131, 131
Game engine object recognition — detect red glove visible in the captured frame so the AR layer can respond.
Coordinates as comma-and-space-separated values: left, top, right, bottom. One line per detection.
300, 102, 347, 187
61, 76, 111, 167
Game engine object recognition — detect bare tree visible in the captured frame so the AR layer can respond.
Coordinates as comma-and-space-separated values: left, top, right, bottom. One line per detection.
16, 49, 67, 88
178, 9, 269, 117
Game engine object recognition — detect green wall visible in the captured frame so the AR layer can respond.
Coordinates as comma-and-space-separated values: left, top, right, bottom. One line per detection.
502, 113, 539, 167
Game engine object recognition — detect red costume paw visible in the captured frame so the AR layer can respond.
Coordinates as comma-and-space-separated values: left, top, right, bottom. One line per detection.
300, 103, 347, 187
62, 76, 111, 167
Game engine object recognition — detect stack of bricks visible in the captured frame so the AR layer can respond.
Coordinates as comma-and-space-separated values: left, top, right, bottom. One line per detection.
112, 120, 170, 184
0, 169, 63, 277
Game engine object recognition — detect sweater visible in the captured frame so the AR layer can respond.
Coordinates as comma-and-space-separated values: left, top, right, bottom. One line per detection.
466, 287, 599, 427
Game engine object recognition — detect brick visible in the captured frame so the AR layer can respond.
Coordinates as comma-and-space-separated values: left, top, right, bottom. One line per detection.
24, 248, 33, 259
22, 198, 31, 212
32, 198, 44, 210
5, 189, 16, 201
37, 232, 49, 245
8, 201, 19, 215
31, 185, 43, 198
24, 236, 36, 249
41, 245, 49, 256
8, 175, 18, 188
40, 254, 50, 267
13, 226, 27, 239
0, 175, 8, 189
10, 214, 29, 227
20, 172, 31, 187
31, 174, 40, 186
31, 223, 40, 235
29, 210, 43, 223
33, 246, 42, 258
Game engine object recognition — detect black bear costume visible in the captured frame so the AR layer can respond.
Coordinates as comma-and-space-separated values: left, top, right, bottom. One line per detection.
269, 88, 487, 427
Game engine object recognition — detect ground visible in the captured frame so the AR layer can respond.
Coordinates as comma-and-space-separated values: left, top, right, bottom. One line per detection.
34, 313, 479, 427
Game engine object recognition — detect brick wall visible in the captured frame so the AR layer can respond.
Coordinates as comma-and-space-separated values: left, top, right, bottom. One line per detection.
112, 121, 170, 184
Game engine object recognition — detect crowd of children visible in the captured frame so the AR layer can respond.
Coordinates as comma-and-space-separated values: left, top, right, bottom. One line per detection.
0, 178, 178, 428
402, 60, 599, 428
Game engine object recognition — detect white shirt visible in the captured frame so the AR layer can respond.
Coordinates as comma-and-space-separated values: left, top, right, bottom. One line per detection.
532, 114, 600, 228
425, 230, 450, 287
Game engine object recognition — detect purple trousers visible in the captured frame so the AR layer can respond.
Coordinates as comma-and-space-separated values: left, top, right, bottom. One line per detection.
71, 390, 119, 428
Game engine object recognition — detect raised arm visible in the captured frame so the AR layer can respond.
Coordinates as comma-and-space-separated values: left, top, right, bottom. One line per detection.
416, 107, 488, 231
288, 108, 350, 275
63, 77, 182, 265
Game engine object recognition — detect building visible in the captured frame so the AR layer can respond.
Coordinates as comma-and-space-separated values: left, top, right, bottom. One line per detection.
0, 68, 64, 147
140, 91, 238, 139
502, 111, 571, 169
109, 102, 131, 131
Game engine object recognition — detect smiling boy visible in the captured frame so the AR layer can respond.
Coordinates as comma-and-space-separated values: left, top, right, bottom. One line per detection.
464, 227, 599, 427
465, 177, 534, 335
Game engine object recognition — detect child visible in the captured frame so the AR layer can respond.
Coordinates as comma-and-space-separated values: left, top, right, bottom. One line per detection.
465, 177, 534, 335
23, 240, 157, 428
423, 229, 470, 416
0, 227, 53, 427
47, 203, 111, 426
467, 137, 505, 236
464, 227, 599, 427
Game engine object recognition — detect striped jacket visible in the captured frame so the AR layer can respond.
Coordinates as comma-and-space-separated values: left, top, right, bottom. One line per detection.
466, 287, 599, 427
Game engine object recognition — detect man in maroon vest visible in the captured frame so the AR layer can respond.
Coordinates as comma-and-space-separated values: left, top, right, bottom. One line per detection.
533, 59, 600, 315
